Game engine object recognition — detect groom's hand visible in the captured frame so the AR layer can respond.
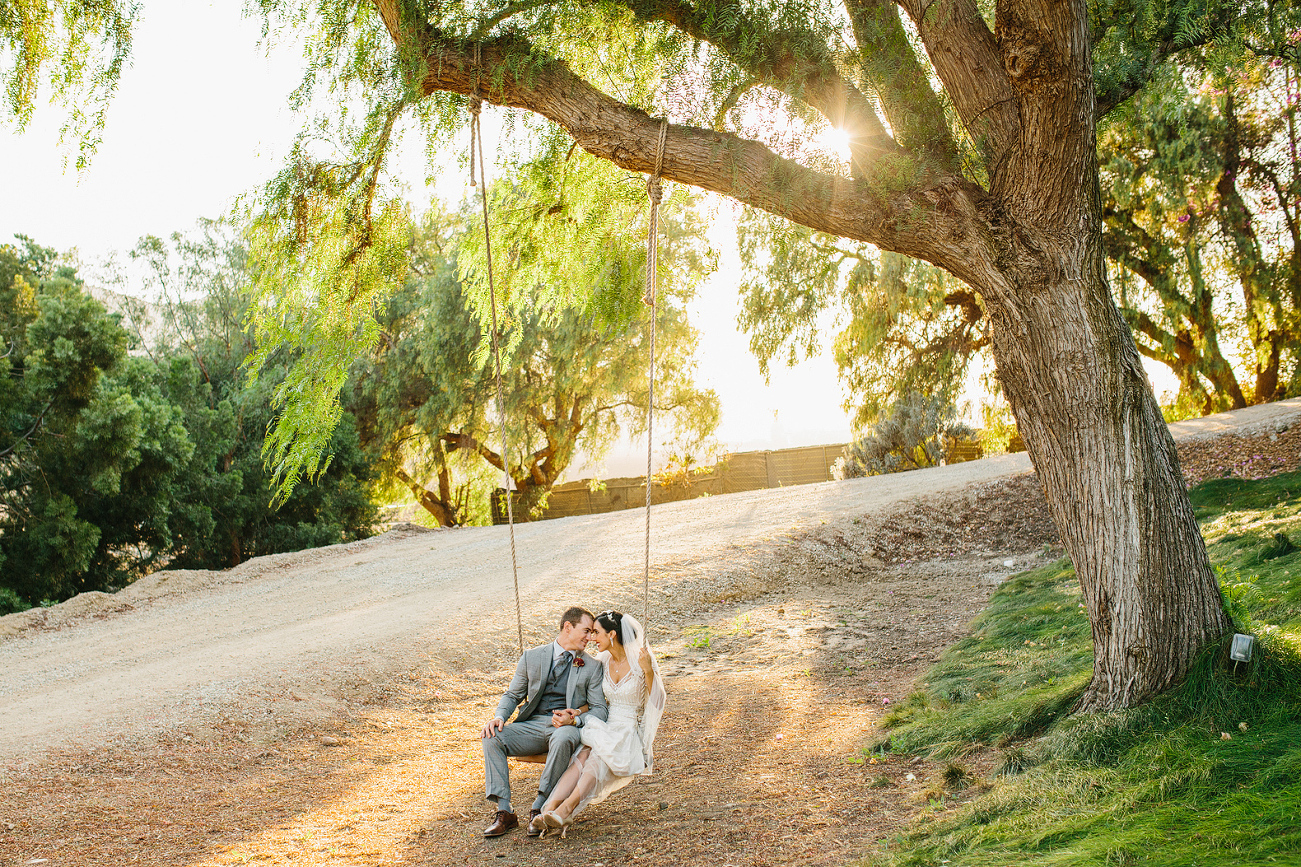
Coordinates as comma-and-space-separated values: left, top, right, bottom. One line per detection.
481, 717, 505, 739
550, 709, 578, 727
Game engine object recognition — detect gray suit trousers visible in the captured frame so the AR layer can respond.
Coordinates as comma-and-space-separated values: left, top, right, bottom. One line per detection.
483, 714, 583, 812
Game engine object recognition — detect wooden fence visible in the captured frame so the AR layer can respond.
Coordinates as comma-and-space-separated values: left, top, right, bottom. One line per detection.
514, 443, 848, 522
490, 436, 989, 524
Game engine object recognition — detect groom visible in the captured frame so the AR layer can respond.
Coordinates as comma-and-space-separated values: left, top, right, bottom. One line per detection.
480, 605, 607, 837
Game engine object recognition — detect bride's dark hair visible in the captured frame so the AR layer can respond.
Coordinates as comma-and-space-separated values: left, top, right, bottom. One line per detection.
596, 610, 625, 645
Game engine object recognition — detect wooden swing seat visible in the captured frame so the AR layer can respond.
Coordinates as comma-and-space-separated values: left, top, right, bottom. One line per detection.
513, 753, 547, 763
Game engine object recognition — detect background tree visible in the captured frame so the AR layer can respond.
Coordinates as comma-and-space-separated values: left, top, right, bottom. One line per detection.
128, 224, 379, 569
737, 210, 987, 427
0, 229, 379, 608
351, 193, 720, 524
1102, 53, 1301, 414
834, 391, 975, 478
0, 237, 191, 604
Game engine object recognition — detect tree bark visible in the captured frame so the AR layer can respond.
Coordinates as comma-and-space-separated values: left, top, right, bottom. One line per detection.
981, 236, 1232, 710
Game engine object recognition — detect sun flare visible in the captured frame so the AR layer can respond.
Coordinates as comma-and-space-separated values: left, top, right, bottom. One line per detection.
818, 127, 853, 162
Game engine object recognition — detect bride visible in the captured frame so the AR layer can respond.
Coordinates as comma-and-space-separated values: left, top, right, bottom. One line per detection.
532, 609, 666, 837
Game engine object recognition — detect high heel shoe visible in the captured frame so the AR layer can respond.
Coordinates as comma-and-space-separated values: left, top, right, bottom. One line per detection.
542, 809, 572, 838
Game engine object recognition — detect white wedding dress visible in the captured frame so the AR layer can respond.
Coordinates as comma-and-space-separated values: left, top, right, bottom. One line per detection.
579, 666, 648, 793
564, 614, 666, 813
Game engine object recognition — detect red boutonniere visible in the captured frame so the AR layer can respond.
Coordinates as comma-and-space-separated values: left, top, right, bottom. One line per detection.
573, 656, 585, 668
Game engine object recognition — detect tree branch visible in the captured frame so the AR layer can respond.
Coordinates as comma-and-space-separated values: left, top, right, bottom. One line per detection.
441, 431, 505, 473
1123, 308, 1177, 358
898, 0, 1017, 159
400, 26, 999, 286
844, 0, 959, 169
0, 397, 55, 459
620, 0, 898, 171
1101, 206, 1193, 314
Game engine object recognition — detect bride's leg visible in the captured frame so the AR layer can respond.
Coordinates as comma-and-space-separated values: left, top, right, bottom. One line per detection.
542, 747, 590, 813
555, 762, 601, 819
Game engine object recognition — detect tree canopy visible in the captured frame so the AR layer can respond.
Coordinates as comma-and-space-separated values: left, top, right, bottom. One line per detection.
0, 0, 137, 169
1102, 50, 1301, 414
0, 228, 379, 610
0, 237, 188, 602
126, 224, 379, 569
11, 0, 1301, 709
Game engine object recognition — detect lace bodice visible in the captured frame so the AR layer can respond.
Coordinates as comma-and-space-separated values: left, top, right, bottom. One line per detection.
603, 665, 646, 725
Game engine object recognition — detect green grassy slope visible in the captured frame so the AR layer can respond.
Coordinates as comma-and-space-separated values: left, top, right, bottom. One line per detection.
872, 470, 1301, 867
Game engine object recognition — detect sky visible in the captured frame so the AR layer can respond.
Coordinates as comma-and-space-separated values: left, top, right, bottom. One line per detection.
1, 3, 857, 482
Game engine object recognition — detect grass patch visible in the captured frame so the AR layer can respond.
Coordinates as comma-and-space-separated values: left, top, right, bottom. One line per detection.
871, 469, 1301, 866
881, 560, 1093, 756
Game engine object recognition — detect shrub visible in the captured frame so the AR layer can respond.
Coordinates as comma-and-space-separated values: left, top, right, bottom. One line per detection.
0, 587, 27, 615
835, 391, 974, 478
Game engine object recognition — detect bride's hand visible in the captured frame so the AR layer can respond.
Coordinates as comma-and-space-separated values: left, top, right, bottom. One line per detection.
638, 646, 653, 676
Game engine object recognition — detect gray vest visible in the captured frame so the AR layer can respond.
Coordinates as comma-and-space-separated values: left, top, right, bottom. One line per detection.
536, 653, 572, 714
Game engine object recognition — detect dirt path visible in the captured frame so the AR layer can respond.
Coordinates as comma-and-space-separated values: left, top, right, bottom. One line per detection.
0, 480, 1059, 867
1, 397, 1298, 866
0, 453, 1042, 767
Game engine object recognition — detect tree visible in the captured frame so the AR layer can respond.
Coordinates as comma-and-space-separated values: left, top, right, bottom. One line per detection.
736, 210, 987, 427
835, 391, 975, 478
0, 237, 192, 603
0, 227, 378, 604
14, 0, 1292, 710
1102, 56, 1301, 413
127, 224, 379, 569
351, 203, 719, 524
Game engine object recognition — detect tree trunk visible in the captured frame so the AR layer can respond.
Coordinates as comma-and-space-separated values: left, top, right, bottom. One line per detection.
980, 166, 1232, 710
393, 467, 458, 527
987, 264, 1232, 709
974, 6, 1232, 710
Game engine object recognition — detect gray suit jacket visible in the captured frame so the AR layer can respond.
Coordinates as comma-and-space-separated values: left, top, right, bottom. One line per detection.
495, 643, 608, 727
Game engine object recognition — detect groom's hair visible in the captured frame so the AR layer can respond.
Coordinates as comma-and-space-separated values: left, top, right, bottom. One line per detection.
559, 606, 594, 631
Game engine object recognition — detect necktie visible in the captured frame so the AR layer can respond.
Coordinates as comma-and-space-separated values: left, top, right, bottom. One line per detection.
554, 651, 572, 681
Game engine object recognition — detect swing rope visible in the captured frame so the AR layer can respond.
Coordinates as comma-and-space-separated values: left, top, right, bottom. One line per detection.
469, 69, 525, 658
468, 70, 667, 651
642, 118, 668, 627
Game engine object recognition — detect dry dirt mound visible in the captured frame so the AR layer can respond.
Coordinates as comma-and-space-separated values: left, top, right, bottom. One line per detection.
1177, 419, 1301, 485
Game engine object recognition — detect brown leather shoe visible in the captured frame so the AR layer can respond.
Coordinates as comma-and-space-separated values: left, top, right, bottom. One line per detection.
483, 810, 518, 837
525, 809, 544, 836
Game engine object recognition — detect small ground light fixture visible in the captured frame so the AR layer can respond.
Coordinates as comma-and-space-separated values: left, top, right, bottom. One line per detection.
1230, 633, 1255, 663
